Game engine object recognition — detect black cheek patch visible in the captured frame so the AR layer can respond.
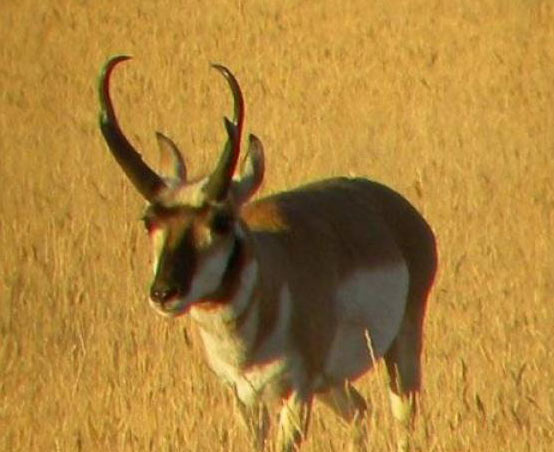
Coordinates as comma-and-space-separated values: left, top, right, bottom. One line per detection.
170, 232, 198, 295
151, 229, 198, 298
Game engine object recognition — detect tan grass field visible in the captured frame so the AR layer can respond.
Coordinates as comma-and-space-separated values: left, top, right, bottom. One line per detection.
1, 0, 553, 450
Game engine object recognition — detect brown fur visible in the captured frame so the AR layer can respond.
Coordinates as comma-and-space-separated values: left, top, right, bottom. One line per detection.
241, 177, 428, 383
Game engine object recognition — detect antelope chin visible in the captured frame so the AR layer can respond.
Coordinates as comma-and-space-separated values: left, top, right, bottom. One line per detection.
149, 296, 188, 318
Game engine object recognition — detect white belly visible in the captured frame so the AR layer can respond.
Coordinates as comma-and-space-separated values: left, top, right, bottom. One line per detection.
323, 261, 410, 382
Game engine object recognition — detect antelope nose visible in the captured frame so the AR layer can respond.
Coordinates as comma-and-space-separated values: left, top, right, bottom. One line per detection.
150, 286, 178, 304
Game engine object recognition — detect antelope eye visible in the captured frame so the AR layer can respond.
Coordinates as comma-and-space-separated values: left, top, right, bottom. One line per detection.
210, 211, 233, 234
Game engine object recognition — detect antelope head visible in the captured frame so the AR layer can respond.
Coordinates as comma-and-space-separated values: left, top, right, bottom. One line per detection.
98, 55, 265, 316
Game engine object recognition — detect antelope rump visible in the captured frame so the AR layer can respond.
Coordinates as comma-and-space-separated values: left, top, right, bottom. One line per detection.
98, 55, 437, 451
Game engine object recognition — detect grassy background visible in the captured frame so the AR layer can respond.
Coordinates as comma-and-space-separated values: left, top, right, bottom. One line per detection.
1, 0, 553, 450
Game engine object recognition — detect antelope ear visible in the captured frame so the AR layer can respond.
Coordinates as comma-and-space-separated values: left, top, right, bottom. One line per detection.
232, 134, 265, 205
155, 131, 187, 184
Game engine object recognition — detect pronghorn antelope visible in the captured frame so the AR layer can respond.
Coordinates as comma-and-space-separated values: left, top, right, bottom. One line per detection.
98, 55, 437, 451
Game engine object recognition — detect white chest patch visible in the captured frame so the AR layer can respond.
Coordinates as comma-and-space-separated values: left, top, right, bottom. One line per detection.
194, 283, 295, 406
231, 284, 296, 405
323, 261, 410, 383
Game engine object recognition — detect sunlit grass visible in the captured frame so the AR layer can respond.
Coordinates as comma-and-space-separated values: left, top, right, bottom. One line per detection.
1, 0, 553, 450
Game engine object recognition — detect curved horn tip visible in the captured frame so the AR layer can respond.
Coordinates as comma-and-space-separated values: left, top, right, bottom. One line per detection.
99, 55, 133, 115
210, 63, 232, 78
210, 63, 240, 92
210, 63, 244, 122
101, 54, 133, 77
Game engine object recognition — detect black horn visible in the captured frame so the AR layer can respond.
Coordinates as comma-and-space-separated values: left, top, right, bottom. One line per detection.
203, 64, 245, 202
98, 55, 166, 202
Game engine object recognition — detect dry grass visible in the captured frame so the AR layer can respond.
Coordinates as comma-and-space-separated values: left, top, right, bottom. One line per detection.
1, 0, 553, 450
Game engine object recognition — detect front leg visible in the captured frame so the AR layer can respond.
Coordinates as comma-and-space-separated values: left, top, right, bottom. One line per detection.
276, 390, 312, 452
234, 394, 270, 451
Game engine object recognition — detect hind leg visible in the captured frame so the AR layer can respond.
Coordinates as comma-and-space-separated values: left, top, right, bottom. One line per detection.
384, 296, 426, 450
276, 389, 312, 452
384, 334, 420, 428
318, 382, 368, 450
385, 339, 418, 452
